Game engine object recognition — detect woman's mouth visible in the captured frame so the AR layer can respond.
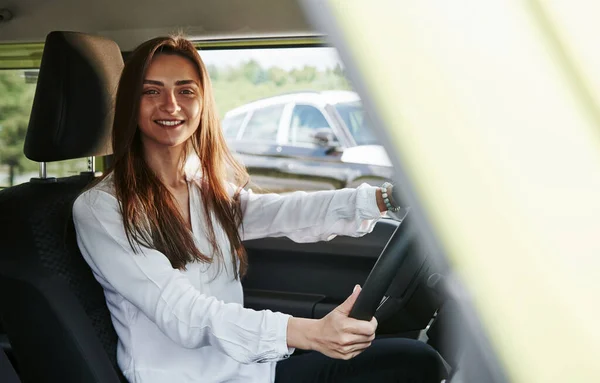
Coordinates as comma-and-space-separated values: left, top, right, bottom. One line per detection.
155, 120, 184, 128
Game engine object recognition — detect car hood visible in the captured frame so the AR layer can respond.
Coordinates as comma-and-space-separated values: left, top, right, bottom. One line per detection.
340, 145, 392, 167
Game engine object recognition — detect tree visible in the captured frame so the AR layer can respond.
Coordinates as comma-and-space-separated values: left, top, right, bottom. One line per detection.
290, 65, 317, 83
206, 64, 220, 81
0, 71, 36, 186
333, 63, 345, 78
325, 63, 352, 90
268, 66, 288, 86
241, 60, 267, 85
219, 64, 242, 82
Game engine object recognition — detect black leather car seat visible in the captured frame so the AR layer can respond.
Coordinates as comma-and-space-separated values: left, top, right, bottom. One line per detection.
0, 31, 125, 382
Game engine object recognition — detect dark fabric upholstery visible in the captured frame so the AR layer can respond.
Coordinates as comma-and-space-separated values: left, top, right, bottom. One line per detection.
0, 177, 118, 359
0, 176, 123, 382
24, 31, 123, 162
0, 348, 19, 383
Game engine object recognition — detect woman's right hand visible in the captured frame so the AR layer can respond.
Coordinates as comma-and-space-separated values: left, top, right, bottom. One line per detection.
312, 285, 377, 359
287, 285, 377, 359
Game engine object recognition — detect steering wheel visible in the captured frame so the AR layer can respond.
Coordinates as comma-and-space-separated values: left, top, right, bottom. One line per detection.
348, 212, 417, 321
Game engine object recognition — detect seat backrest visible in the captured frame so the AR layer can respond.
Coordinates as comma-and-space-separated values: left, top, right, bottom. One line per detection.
0, 31, 124, 383
0, 348, 19, 383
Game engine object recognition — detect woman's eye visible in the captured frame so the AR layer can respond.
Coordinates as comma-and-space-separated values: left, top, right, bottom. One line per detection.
180, 89, 195, 95
143, 89, 158, 95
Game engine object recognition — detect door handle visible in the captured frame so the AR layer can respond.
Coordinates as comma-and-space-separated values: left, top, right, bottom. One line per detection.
279, 162, 293, 170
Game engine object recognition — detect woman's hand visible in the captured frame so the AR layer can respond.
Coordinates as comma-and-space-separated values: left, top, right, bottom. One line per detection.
287, 285, 377, 360
313, 285, 377, 359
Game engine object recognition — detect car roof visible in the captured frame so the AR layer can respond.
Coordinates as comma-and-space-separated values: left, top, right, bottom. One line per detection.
0, 0, 314, 50
223, 90, 360, 117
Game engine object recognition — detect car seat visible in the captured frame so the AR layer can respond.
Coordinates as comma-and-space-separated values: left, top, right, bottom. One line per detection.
0, 31, 125, 382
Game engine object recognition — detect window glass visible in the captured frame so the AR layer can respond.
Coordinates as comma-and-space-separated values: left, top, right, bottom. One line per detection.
335, 102, 378, 146
222, 112, 246, 140
199, 45, 391, 193
0, 69, 87, 188
240, 104, 285, 142
203, 47, 352, 120
290, 104, 335, 145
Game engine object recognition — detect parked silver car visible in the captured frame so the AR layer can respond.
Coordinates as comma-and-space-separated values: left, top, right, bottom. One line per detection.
222, 91, 393, 192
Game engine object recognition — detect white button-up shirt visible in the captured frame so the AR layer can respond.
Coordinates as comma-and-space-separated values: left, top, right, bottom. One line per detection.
72, 175, 382, 383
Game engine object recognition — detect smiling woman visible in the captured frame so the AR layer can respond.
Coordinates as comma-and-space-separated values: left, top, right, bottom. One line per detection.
139, 55, 203, 150
0, 0, 598, 382
69, 34, 444, 383
107, 36, 249, 273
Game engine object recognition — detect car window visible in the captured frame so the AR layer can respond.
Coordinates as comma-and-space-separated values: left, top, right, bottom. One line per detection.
201, 47, 351, 121
196, 45, 391, 192
0, 69, 88, 188
222, 113, 246, 140
289, 104, 336, 146
240, 104, 284, 142
334, 102, 378, 146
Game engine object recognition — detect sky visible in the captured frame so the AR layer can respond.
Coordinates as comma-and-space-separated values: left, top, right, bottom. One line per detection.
198, 47, 345, 71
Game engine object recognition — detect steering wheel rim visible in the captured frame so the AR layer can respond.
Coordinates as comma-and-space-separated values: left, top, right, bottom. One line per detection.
348, 213, 416, 321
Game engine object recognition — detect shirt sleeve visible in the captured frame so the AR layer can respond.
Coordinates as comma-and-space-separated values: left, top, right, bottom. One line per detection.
238, 183, 384, 242
72, 189, 293, 364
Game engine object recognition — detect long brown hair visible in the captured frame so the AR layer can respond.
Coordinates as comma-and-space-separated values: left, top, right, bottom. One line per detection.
101, 36, 250, 278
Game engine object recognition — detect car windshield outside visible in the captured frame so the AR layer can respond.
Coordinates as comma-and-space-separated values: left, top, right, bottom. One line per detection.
334, 101, 378, 146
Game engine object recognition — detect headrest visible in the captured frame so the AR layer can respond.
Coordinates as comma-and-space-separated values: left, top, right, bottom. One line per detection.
24, 31, 124, 162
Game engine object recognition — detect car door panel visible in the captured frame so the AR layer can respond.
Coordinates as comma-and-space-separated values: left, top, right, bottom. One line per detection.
231, 142, 347, 192
275, 144, 348, 191
276, 144, 396, 191
229, 141, 291, 192
242, 219, 439, 334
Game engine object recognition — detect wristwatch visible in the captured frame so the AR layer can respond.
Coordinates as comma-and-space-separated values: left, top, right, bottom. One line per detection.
380, 182, 401, 212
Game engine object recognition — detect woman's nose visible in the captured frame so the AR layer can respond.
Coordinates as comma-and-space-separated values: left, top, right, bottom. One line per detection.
160, 92, 181, 114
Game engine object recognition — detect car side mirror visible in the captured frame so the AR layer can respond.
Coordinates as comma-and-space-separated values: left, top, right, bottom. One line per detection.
312, 128, 338, 148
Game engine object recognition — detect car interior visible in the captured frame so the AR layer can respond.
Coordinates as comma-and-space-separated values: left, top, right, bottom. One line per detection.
0, 1, 498, 382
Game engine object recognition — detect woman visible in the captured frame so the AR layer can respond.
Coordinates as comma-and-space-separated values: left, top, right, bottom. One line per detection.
72, 36, 446, 383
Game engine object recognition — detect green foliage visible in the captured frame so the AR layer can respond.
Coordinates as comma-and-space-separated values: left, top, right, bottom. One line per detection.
333, 63, 345, 78
239, 60, 268, 85
209, 62, 352, 119
268, 67, 287, 86
206, 64, 219, 81
290, 66, 317, 83
0, 70, 37, 186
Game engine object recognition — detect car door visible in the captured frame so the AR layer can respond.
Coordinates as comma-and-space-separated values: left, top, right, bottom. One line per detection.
273, 103, 354, 191
226, 102, 294, 192
242, 217, 441, 338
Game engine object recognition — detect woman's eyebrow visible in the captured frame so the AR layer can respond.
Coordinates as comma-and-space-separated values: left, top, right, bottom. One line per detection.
142, 79, 198, 86
175, 80, 198, 86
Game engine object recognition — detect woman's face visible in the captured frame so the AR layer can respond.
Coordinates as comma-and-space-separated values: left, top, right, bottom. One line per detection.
138, 53, 203, 151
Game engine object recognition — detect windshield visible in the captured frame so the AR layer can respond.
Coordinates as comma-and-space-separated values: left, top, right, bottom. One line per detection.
334, 102, 378, 146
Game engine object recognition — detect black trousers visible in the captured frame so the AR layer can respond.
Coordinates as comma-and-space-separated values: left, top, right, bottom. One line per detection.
275, 338, 447, 383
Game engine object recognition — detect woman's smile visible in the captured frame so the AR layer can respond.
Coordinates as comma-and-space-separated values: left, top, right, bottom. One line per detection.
155, 119, 185, 128
138, 53, 203, 149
